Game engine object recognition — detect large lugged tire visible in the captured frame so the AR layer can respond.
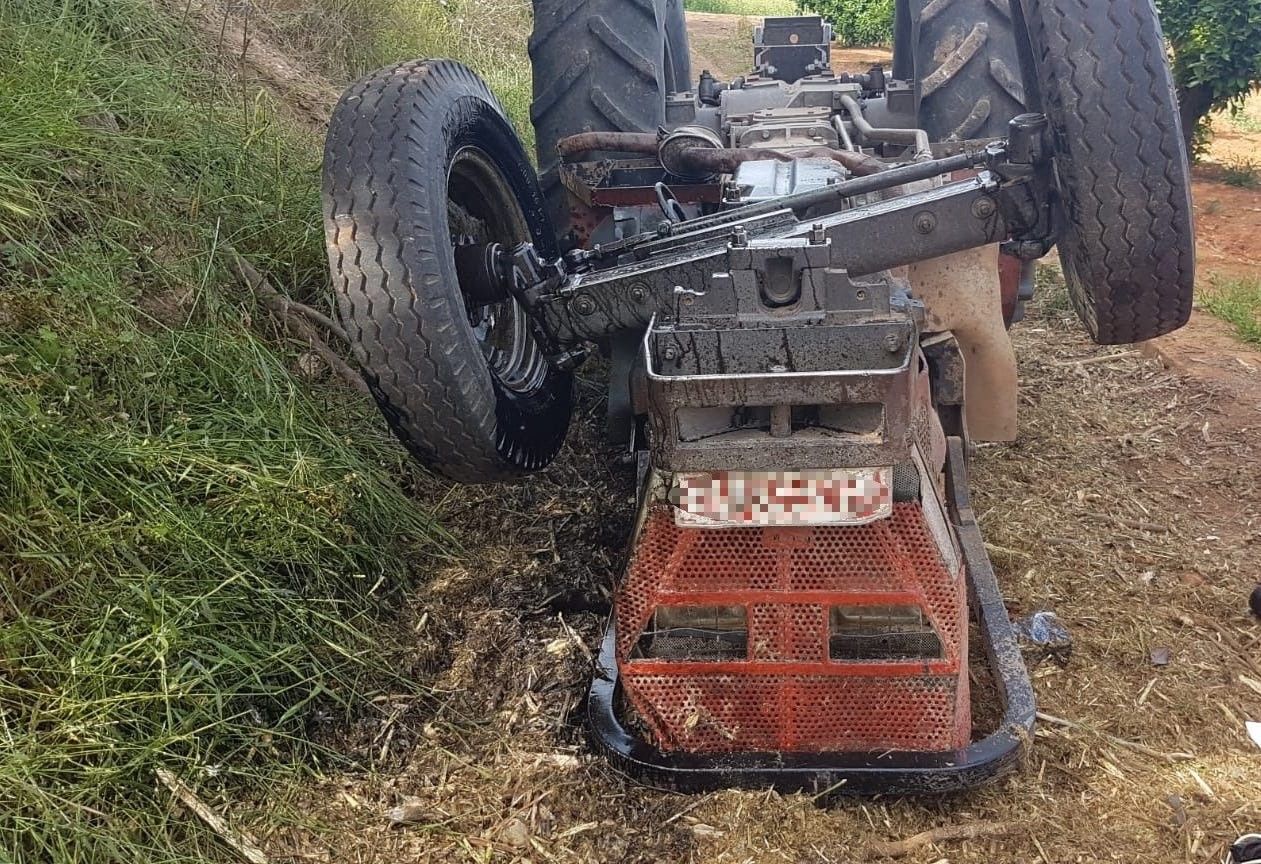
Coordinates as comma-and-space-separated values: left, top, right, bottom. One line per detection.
323, 60, 573, 484
1019, 0, 1195, 344
529, 0, 674, 231
893, 0, 1028, 140
663, 0, 693, 94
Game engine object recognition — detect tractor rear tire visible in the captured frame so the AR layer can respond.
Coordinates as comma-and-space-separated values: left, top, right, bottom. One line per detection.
1020, 0, 1195, 344
529, 0, 688, 237
893, 0, 1028, 141
323, 60, 573, 484
663, 0, 693, 94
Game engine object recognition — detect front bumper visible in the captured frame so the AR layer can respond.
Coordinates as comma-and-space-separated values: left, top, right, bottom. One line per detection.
587, 437, 1035, 797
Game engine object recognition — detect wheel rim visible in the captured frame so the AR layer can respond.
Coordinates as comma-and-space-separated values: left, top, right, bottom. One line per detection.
447, 147, 549, 394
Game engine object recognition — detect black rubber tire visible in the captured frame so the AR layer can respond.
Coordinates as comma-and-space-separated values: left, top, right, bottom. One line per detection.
529, 0, 672, 232
893, 0, 1028, 141
323, 59, 573, 484
663, 0, 693, 94
1019, 0, 1195, 344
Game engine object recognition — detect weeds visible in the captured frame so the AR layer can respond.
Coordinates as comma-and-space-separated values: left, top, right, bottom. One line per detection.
685, 0, 798, 14
247, 0, 536, 143
1220, 158, 1261, 188
0, 2, 444, 861
1201, 277, 1261, 346
1228, 110, 1261, 134
1029, 263, 1076, 322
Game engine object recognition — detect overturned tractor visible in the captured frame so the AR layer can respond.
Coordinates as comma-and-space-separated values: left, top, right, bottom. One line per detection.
322, 0, 1194, 794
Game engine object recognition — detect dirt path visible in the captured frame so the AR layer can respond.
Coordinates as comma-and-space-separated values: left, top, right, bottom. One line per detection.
159, 0, 338, 127
1191, 178, 1261, 278
685, 11, 755, 79
685, 12, 894, 78
185, 10, 1261, 862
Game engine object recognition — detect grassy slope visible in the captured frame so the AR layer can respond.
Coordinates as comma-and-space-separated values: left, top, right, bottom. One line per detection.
0, 2, 450, 861
248, 0, 535, 144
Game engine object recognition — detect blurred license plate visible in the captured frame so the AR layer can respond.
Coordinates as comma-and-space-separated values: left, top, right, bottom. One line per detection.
671, 468, 893, 528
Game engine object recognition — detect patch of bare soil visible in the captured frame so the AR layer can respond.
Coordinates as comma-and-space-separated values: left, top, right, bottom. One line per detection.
1198, 94, 1261, 168
1191, 175, 1261, 279
201, 13, 1261, 862
832, 46, 893, 72
683, 12, 894, 79
1145, 309, 1261, 408
685, 11, 756, 80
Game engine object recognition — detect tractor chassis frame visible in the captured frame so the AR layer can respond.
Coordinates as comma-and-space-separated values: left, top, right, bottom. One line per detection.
514, 122, 1054, 354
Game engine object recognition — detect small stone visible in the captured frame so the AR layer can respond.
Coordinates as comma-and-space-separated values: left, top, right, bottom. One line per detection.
689, 823, 725, 839
295, 351, 323, 380
500, 818, 531, 849
1149, 646, 1172, 667
385, 798, 428, 826
78, 112, 121, 133
1178, 571, 1206, 587
1164, 794, 1187, 828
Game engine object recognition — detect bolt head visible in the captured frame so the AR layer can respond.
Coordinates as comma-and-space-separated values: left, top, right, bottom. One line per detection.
972, 197, 997, 219
913, 211, 937, 234
572, 294, 596, 316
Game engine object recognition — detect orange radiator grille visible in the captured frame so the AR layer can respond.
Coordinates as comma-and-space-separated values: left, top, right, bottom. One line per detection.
615, 503, 970, 753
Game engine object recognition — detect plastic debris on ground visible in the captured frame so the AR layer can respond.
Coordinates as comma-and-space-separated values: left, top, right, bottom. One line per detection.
1015, 611, 1072, 668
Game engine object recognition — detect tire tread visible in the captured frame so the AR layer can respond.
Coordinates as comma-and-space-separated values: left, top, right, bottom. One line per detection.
323, 59, 570, 483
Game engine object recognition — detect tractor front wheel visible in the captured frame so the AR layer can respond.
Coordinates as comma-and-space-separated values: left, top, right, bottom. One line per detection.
323, 60, 573, 484
1019, 0, 1196, 344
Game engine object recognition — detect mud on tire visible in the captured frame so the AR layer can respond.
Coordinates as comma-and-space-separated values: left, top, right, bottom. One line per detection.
323, 59, 573, 484
893, 0, 1028, 141
1019, 0, 1195, 344
529, 0, 689, 237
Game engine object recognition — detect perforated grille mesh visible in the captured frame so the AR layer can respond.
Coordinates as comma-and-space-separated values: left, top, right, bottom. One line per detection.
616, 503, 970, 753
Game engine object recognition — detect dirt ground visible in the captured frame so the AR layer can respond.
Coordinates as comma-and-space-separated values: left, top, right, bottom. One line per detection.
182, 7, 1261, 862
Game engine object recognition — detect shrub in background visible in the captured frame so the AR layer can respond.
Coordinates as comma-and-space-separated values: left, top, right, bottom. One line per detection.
1156, 0, 1261, 150
797, 0, 894, 46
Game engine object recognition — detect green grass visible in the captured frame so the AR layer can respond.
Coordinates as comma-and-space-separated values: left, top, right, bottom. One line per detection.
1202, 277, 1261, 345
0, 2, 447, 861
1228, 111, 1261, 134
684, 0, 798, 14
1220, 157, 1261, 188
251, 0, 536, 146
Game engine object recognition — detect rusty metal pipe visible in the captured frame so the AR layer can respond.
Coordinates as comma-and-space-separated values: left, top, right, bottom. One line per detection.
555, 132, 888, 178
555, 131, 658, 158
